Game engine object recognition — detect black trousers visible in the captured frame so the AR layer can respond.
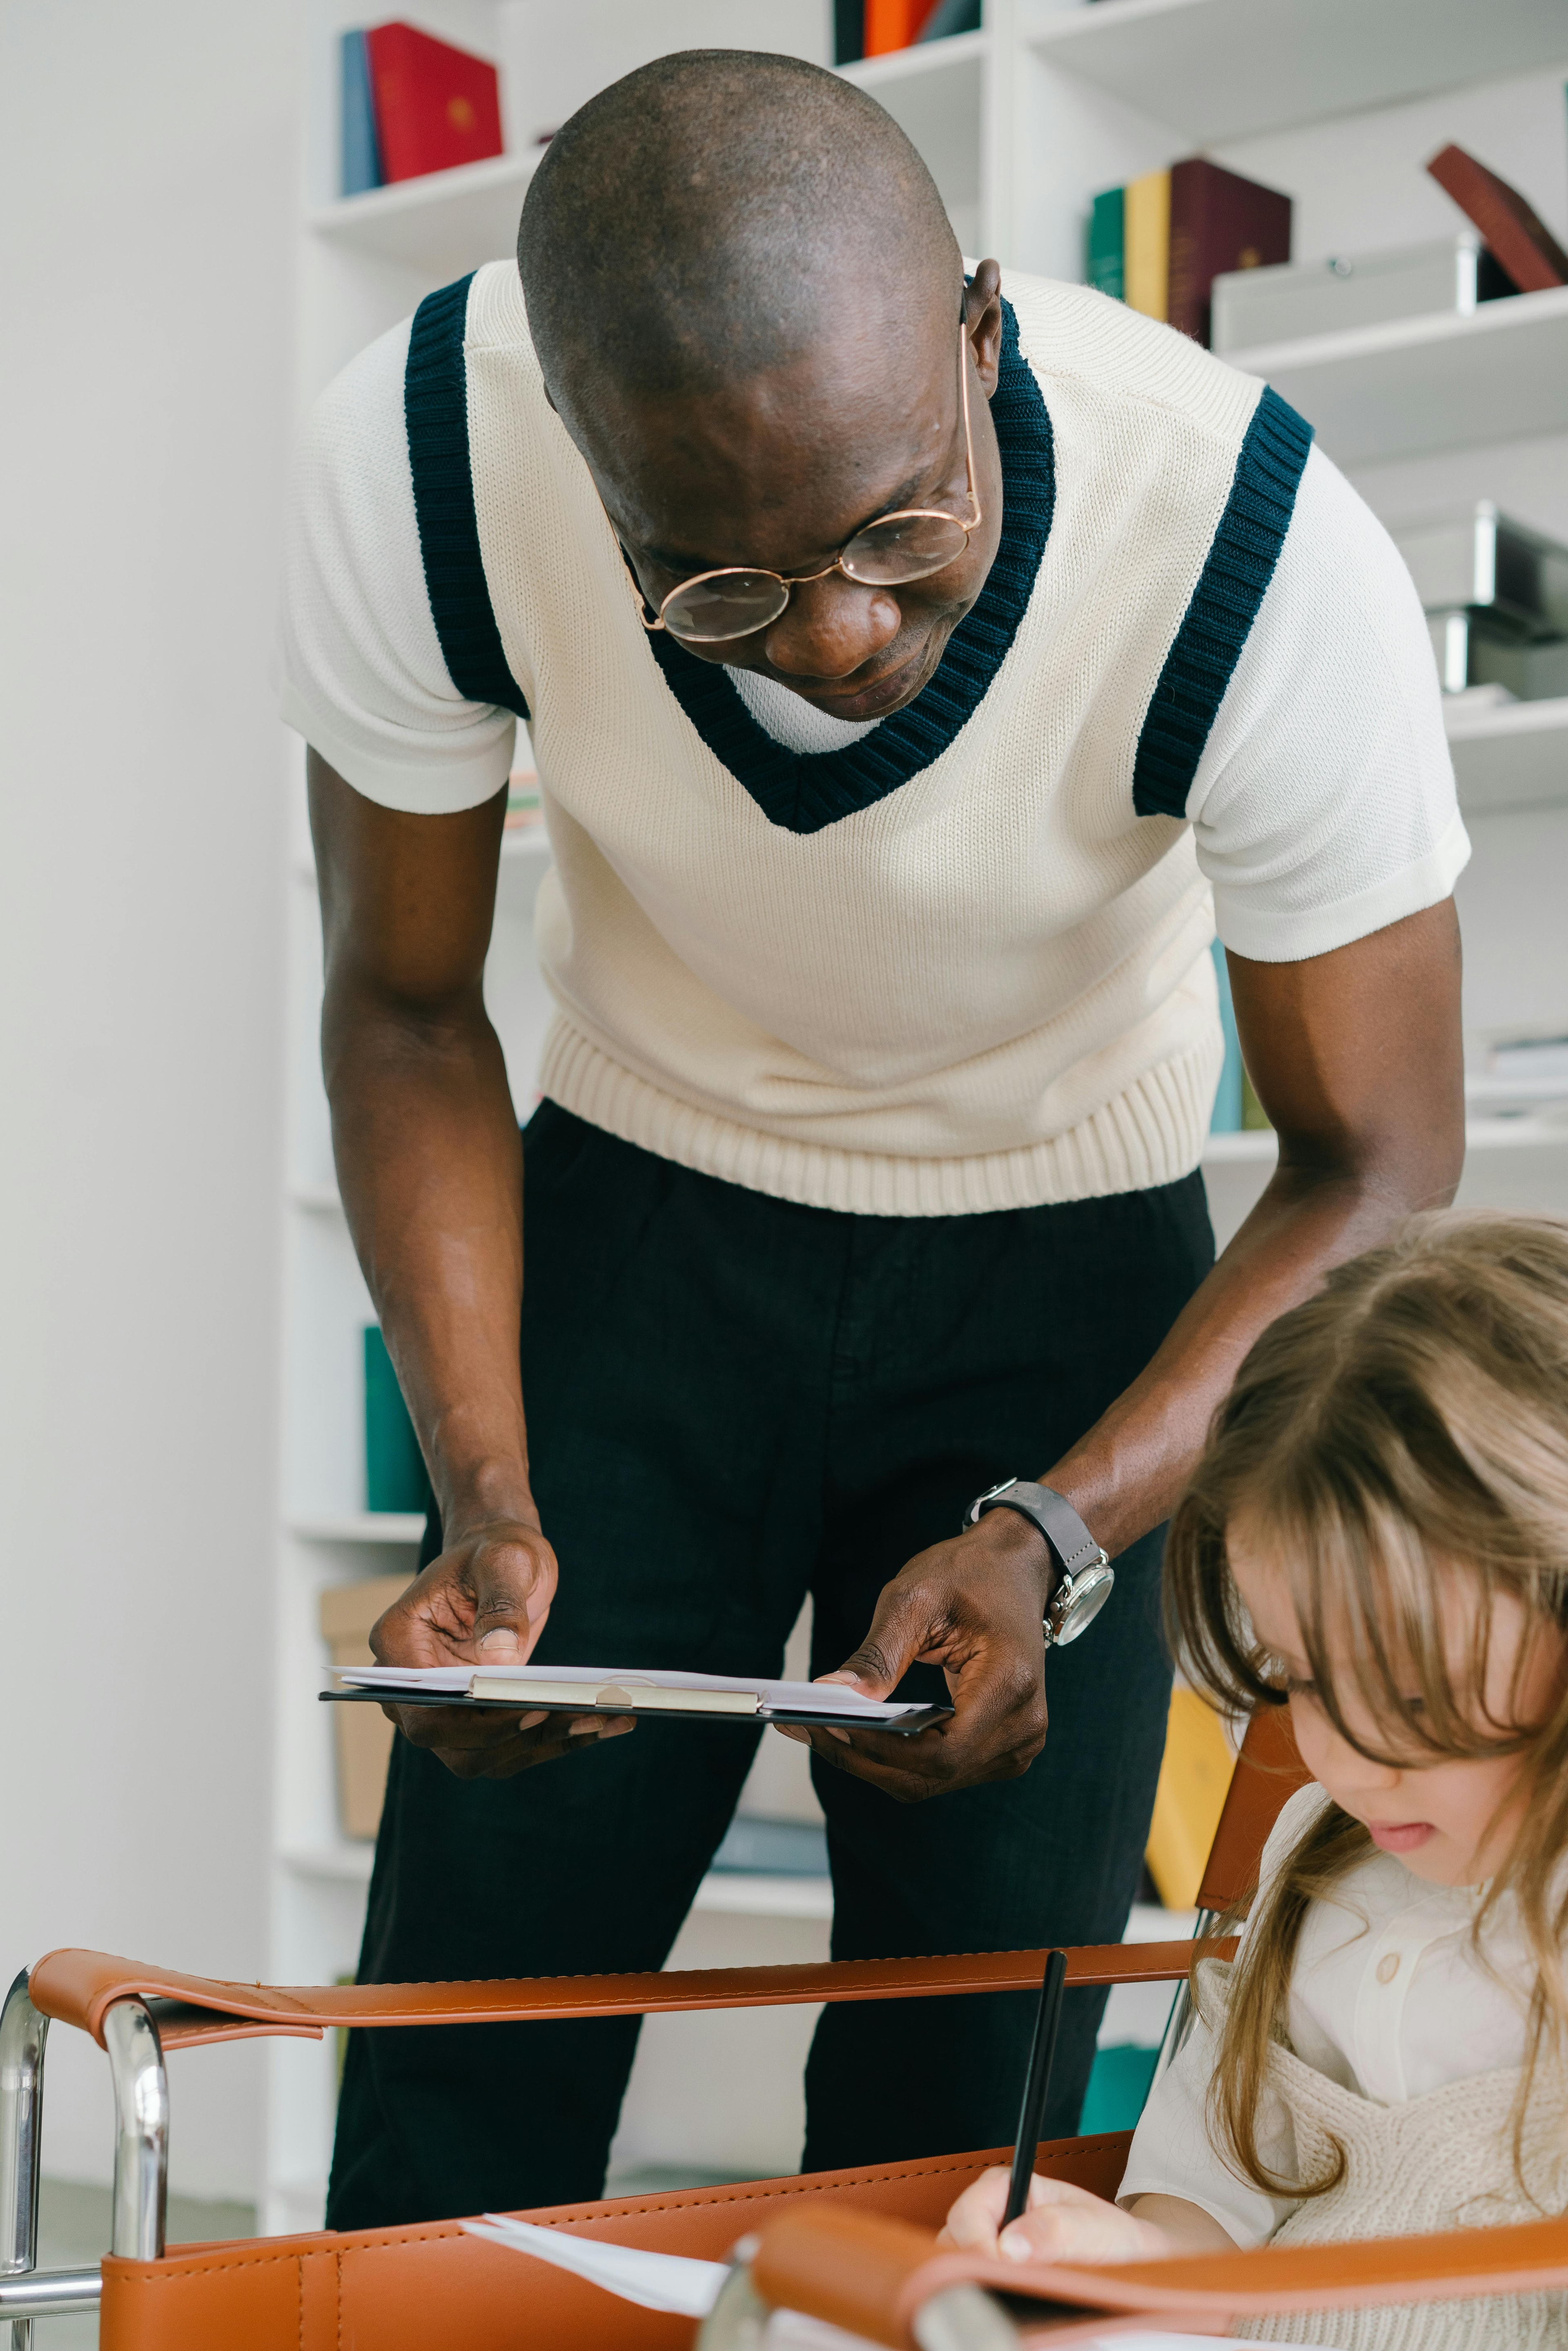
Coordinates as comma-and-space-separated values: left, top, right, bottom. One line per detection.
328, 1103, 1214, 2228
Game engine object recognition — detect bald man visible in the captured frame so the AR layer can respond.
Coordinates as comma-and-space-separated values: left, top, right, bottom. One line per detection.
283, 51, 1466, 2226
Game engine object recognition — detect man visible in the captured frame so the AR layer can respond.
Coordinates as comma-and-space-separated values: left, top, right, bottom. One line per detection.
282, 51, 1466, 2228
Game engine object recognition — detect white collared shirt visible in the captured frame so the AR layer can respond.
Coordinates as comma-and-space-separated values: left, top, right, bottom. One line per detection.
1118, 1783, 1534, 2248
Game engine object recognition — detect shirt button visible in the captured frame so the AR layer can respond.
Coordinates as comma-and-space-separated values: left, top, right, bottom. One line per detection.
1376, 1952, 1400, 1984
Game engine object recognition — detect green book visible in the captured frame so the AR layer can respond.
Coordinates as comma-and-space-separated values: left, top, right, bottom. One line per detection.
364, 1325, 429, 1515
1087, 185, 1125, 300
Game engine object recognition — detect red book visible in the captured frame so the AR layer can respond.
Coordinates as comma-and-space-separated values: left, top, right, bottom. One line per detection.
863, 0, 939, 53
1168, 158, 1292, 348
1426, 144, 1568, 295
364, 22, 503, 184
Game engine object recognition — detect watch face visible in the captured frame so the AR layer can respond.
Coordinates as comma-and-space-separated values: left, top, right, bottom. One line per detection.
1051, 1562, 1115, 1646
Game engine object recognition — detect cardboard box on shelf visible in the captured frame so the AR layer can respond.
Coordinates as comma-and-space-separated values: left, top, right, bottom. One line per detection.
320, 1576, 411, 1839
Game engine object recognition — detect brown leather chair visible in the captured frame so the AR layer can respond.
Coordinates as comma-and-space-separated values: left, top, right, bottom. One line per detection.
0, 1707, 1339, 2351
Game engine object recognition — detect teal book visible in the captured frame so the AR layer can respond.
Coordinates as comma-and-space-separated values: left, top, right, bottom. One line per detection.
1210, 938, 1243, 1134
340, 29, 384, 196
364, 1325, 427, 1513
1087, 185, 1125, 299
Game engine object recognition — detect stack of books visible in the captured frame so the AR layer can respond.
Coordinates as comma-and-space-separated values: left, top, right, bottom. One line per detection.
1214, 143, 1566, 356
1087, 160, 1292, 348
341, 21, 503, 195
834, 0, 981, 65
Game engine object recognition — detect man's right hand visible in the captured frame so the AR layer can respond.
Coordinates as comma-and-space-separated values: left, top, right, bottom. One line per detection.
370, 1516, 635, 1779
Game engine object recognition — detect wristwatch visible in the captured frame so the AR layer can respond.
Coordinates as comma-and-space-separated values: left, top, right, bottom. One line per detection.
963, 1477, 1115, 1649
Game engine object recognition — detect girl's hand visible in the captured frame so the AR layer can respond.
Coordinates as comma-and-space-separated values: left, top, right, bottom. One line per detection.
939, 2168, 1173, 2265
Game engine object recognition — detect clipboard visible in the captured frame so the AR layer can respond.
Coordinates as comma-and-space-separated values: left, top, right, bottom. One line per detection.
321, 1666, 951, 1736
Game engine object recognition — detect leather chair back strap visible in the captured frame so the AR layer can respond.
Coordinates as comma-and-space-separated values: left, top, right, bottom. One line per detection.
1195, 1703, 1312, 1915
29, 1938, 1234, 2053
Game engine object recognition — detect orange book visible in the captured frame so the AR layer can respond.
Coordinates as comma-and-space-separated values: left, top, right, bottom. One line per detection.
863, 0, 937, 54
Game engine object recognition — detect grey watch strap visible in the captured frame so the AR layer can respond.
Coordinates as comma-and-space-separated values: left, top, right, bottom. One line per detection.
965, 1479, 1102, 1578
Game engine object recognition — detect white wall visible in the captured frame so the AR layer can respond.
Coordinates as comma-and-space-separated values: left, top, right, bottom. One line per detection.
0, 0, 303, 2199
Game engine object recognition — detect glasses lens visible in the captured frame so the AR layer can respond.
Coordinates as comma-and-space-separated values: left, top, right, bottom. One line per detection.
840, 513, 969, 586
662, 570, 791, 644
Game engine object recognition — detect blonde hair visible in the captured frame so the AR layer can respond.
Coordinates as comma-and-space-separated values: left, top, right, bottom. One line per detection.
1165, 1212, 1568, 2202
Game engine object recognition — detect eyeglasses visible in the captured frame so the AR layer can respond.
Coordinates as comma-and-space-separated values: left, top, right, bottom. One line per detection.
628, 324, 982, 646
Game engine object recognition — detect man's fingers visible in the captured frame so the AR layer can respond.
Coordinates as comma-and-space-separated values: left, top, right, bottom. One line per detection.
427, 1711, 636, 1780
828, 1577, 950, 1700
786, 1701, 1045, 1804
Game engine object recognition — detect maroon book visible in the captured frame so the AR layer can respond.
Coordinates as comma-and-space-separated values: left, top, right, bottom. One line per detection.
1168, 158, 1293, 348
1426, 144, 1568, 295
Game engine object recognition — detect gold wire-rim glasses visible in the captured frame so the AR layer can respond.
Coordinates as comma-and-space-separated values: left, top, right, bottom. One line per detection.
626, 322, 983, 646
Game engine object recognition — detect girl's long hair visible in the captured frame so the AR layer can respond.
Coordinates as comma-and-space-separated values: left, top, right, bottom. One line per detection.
1165, 1212, 1568, 2202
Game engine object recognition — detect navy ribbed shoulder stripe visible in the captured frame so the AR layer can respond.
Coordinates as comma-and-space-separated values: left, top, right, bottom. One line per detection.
404, 273, 530, 721
1132, 386, 1313, 820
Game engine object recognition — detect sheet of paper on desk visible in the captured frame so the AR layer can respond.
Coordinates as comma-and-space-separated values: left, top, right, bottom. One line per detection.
334, 1661, 935, 1725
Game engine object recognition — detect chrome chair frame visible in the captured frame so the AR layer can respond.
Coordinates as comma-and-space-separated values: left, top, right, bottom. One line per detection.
0, 1969, 166, 2344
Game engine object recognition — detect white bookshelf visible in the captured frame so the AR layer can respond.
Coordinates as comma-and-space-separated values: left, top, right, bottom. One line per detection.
269, 0, 1568, 2229
1223, 286, 1568, 466
1023, 0, 1568, 145
1446, 695, 1568, 813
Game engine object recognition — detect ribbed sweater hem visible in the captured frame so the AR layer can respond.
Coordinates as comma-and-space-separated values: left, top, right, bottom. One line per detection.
539, 1021, 1218, 1217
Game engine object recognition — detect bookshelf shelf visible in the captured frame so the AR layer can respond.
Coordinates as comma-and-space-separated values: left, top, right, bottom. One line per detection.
1204, 1119, 1568, 1171
1025, 0, 1568, 146
308, 150, 540, 275
292, 1184, 342, 1215
693, 1873, 834, 1921
840, 29, 989, 91
1446, 696, 1568, 815
283, 1842, 375, 1884
1223, 286, 1568, 468
289, 1513, 426, 1545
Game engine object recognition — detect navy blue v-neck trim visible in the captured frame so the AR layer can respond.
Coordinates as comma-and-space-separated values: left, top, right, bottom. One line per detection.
646, 298, 1055, 836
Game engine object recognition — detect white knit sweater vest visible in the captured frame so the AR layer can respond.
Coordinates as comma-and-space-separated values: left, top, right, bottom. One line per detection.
412, 262, 1311, 1214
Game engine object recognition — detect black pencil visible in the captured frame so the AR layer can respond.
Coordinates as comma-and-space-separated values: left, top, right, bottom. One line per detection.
1004, 1948, 1068, 2228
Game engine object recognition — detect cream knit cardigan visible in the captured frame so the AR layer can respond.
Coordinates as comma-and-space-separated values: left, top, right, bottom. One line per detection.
1210, 1975, 1568, 2351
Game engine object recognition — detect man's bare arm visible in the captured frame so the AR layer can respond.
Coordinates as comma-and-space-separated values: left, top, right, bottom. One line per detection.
1044, 895, 1464, 1550
795, 898, 1465, 1799
310, 749, 630, 1777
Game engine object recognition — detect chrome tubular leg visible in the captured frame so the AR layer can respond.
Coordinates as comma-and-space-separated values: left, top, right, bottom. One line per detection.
1148, 1906, 1218, 2094
103, 2001, 167, 2263
696, 2253, 769, 2351
0, 1970, 48, 2351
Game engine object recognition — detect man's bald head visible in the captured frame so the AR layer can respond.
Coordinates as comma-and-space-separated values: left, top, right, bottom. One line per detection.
517, 49, 961, 421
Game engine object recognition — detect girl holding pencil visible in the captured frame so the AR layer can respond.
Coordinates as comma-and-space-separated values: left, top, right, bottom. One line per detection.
943, 1213, 1568, 2349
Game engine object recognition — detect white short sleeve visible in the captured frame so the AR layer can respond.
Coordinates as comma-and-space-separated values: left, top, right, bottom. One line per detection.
1189, 446, 1469, 964
1116, 1783, 1331, 2248
278, 319, 516, 813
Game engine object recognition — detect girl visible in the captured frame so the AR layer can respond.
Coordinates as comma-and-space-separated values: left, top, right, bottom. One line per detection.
943, 1212, 1568, 2348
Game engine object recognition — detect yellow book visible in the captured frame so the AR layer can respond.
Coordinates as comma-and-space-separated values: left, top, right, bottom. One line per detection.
1124, 170, 1171, 322
1145, 1684, 1237, 1910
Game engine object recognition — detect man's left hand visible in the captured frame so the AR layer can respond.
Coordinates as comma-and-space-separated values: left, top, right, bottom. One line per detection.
777, 1508, 1058, 1801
